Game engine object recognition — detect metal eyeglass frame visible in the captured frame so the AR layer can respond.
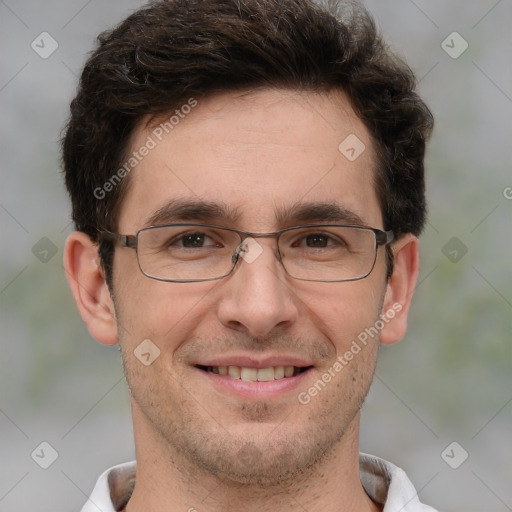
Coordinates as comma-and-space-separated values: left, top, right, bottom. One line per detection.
99, 223, 394, 283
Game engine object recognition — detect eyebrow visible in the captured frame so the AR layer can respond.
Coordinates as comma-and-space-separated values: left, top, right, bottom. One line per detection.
143, 199, 367, 228
144, 199, 243, 226
275, 201, 367, 226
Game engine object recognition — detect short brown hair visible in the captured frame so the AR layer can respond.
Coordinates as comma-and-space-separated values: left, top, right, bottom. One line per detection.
62, 0, 433, 285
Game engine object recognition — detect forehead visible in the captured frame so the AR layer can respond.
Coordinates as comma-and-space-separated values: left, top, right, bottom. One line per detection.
117, 88, 382, 231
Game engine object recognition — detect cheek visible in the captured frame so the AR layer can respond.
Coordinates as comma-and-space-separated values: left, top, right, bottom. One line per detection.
112, 260, 216, 350
301, 279, 385, 353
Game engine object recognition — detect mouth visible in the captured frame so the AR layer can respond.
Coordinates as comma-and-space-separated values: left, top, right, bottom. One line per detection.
192, 352, 317, 400
195, 364, 313, 381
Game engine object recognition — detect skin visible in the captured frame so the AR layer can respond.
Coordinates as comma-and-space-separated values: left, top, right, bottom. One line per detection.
65, 88, 419, 512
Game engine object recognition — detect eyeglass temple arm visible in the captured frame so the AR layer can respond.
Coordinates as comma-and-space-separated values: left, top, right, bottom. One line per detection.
98, 230, 137, 249
377, 230, 394, 245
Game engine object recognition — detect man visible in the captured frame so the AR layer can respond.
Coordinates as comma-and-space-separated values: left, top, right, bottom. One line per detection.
62, 0, 436, 510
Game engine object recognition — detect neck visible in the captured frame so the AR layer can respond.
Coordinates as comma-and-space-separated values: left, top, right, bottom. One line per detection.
124, 406, 381, 512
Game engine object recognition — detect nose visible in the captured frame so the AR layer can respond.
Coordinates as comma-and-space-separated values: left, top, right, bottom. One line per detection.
216, 237, 299, 337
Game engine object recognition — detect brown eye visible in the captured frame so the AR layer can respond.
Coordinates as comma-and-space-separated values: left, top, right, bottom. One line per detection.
180, 233, 208, 248
304, 233, 330, 248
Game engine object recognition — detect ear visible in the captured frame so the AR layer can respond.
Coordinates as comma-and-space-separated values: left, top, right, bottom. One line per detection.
63, 231, 119, 345
379, 234, 420, 346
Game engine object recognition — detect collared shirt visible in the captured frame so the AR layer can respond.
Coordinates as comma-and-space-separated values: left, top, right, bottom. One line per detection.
81, 453, 438, 512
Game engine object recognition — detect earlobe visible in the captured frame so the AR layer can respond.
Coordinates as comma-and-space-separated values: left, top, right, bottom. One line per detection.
379, 234, 420, 346
63, 231, 119, 346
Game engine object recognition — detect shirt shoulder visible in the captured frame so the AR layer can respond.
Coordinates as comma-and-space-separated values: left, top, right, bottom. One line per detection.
80, 461, 136, 512
360, 453, 439, 512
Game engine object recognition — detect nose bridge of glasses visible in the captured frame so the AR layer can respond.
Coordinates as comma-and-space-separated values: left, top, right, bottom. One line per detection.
232, 231, 282, 266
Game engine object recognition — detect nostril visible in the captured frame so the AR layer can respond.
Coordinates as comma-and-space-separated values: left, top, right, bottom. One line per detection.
224, 320, 247, 334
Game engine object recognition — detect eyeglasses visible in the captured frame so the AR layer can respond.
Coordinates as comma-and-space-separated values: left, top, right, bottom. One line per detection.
99, 223, 394, 283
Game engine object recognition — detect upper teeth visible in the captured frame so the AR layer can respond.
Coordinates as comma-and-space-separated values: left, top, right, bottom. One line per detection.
208, 365, 297, 381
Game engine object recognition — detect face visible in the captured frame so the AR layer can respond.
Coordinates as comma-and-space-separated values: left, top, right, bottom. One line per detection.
112, 89, 389, 484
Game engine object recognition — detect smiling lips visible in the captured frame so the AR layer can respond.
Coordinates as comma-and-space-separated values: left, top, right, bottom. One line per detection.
197, 364, 311, 381
194, 357, 315, 400
194, 355, 315, 399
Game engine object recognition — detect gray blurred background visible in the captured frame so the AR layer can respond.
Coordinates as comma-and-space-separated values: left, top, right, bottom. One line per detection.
0, 1, 510, 510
